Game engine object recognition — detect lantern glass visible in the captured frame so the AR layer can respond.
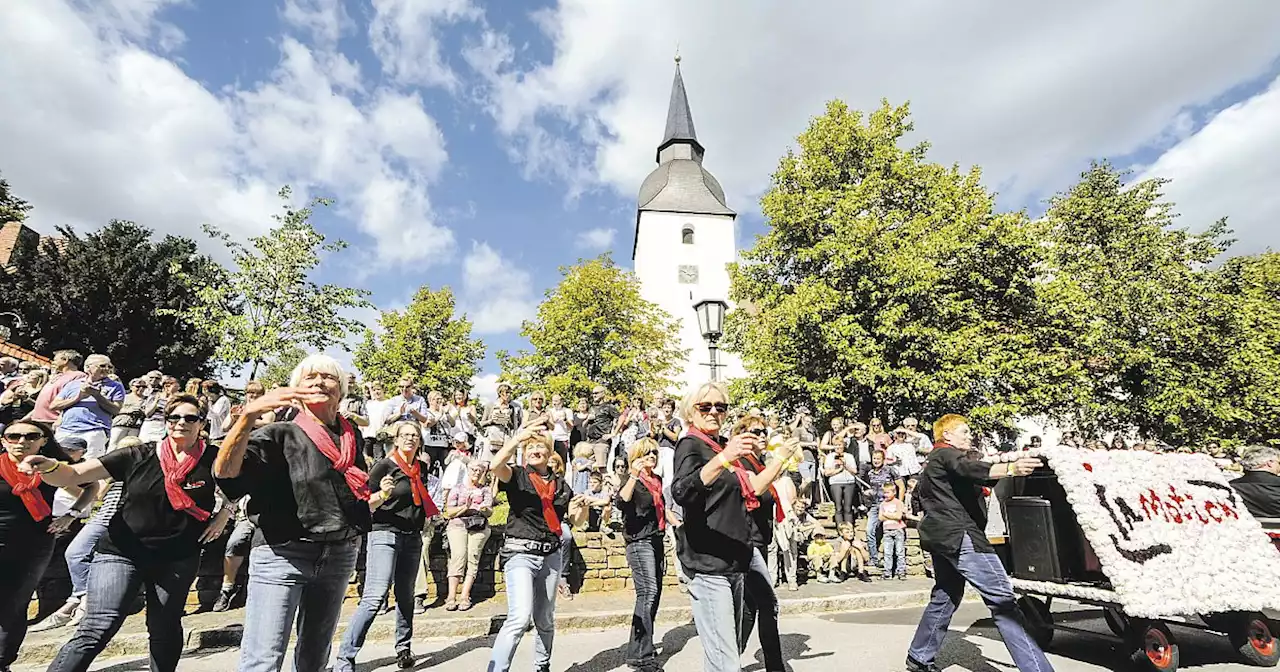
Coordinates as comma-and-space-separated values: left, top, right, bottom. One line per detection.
693, 299, 727, 339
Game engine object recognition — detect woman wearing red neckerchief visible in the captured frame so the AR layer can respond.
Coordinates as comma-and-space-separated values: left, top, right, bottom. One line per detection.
0, 419, 72, 670
616, 437, 683, 670
25, 394, 231, 672
670, 382, 801, 672
334, 419, 438, 671
488, 418, 589, 672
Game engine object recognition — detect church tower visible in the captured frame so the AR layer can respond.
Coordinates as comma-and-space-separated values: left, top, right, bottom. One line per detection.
633, 57, 745, 394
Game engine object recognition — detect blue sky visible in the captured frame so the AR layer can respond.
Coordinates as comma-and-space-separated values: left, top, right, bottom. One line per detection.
3, 1, 1280, 398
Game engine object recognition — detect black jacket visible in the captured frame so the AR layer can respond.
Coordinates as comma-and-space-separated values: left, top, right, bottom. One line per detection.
1231, 470, 1280, 520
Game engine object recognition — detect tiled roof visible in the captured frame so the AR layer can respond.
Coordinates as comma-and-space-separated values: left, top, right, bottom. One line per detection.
0, 339, 52, 366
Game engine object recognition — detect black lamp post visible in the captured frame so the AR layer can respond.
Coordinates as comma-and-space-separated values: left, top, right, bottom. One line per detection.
693, 299, 728, 381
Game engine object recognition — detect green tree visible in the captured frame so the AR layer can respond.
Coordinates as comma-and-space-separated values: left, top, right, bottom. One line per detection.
1035, 162, 1238, 443
0, 220, 224, 379
176, 187, 372, 378
498, 254, 685, 401
725, 100, 1077, 430
0, 171, 33, 223
1211, 253, 1280, 444
352, 286, 486, 394
258, 345, 309, 389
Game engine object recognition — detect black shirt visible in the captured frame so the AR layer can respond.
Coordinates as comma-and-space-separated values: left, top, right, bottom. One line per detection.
500, 465, 571, 544
99, 442, 218, 563
585, 403, 619, 442
737, 454, 776, 549
368, 457, 427, 534
0, 444, 70, 543
1231, 470, 1280, 519
916, 446, 995, 555
671, 435, 754, 575
219, 421, 371, 545
616, 475, 663, 543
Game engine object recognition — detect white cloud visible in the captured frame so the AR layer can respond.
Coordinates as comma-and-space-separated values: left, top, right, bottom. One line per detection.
469, 372, 500, 403
574, 227, 616, 250
369, 0, 482, 92
281, 0, 352, 46
0, 0, 455, 267
460, 241, 538, 334
467, 2, 1280, 230
1142, 75, 1280, 256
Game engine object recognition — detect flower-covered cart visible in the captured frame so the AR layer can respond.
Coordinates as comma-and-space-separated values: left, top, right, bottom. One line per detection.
994, 448, 1280, 672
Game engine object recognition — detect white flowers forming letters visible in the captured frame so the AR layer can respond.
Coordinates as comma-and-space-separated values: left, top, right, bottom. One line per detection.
997, 448, 1280, 617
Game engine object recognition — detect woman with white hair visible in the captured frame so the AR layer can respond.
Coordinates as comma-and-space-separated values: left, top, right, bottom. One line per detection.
214, 354, 374, 672
671, 382, 800, 672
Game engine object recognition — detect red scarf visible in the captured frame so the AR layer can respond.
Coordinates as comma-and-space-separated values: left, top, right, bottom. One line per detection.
389, 450, 440, 517
688, 427, 760, 512
636, 470, 666, 531
158, 437, 211, 521
295, 412, 370, 501
0, 454, 52, 522
739, 452, 785, 523
527, 468, 562, 536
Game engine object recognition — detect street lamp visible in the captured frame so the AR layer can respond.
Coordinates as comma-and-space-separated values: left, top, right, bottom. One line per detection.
693, 299, 728, 382
0, 311, 22, 342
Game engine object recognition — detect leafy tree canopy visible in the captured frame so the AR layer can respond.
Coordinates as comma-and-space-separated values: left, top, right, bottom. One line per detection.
353, 286, 485, 395
174, 187, 371, 378
0, 219, 223, 380
0, 171, 33, 223
498, 254, 686, 402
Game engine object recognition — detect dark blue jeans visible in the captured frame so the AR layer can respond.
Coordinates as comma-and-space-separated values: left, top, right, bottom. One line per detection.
624, 535, 665, 668
334, 530, 422, 671
48, 552, 199, 672
0, 529, 55, 669
908, 535, 1054, 671
739, 546, 784, 671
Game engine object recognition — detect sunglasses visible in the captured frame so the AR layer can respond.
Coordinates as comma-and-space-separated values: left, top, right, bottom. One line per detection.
3, 431, 42, 442
694, 402, 729, 414
165, 414, 203, 424
746, 428, 768, 437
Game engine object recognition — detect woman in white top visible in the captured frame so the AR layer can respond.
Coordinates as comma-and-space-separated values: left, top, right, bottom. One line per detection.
548, 393, 572, 462
363, 382, 390, 442
823, 441, 860, 527
886, 427, 923, 480
447, 390, 478, 444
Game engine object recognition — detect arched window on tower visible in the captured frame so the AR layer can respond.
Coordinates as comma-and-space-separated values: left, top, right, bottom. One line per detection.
681, 225, 694, 245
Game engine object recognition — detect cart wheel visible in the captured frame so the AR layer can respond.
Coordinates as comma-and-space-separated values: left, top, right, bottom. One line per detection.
1103, 606, 1130, 638
1017, 596, 1053, 649
1230, 612, 1280, 667
1131, 620, 1179, 672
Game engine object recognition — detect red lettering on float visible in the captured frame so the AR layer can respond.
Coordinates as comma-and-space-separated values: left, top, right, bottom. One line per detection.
1165, 486, 1186, 523
1205, 501, 1223, 523
1183, 493, 1211, 524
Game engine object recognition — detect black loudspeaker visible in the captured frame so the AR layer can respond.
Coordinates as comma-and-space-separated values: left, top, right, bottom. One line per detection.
1006, 497, 1062, 581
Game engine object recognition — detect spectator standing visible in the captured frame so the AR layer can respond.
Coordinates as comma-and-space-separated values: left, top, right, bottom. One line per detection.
790, 406, 818, 502
548, 393, 572, 462
108, 378, 148, 449
389, 379, 429, 426
585, 386, 619, 470
847, 422, 872, 469
1231, 446, 1280, 518
362, 382, 390, 446
50, 354, 124, 459
824, 439, 859, 526
442, 460, 494, 612
569, 397, 590, 448
28, 349, 88, 424
867, 418, 892, 452
421, 391, 452, 470
139, 376, 179, 443
860, 449, 903, 569
447, 390, 478, 445
480, 383, 521, 452
0, 368, 43, 429
204, 381, 231, 443
878, 481, 908, 580
215, 355, 373, 672
338, 373, 369, 435
887, 427, 924, 482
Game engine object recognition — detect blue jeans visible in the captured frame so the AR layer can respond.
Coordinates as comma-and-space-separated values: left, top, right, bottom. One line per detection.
0, 530, 55, 669
688, 571, 745, 672
882, 528, 907, 579
739, 547, 784, 671
64, 520, 110, 599
625, 535, 665, 668
334, 531, 422, 671
866, 504, 881, 566
238, 538, 359, 672
49, 552, 198, 672
908, 535, 1054, 671
488, 550, 562, 672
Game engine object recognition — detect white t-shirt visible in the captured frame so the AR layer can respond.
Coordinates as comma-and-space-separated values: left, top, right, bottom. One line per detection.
850, 438, 872, 466
657, 445, 682, 517
824, 452, 858, 485
207, 395, 232, 440
364, 399, 390, 439
441, 458, 469, 493
887, 441, 922, 476
549, 406, 572, 442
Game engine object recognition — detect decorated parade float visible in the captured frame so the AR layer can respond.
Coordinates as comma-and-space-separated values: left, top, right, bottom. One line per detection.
993, 448, 1280, 672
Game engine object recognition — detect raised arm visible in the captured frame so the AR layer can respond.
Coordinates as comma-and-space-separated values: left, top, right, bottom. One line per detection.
490, 420, 546, 483
18, 456, 110, 487
214, 387, 316, 478
749, 438, 800, 495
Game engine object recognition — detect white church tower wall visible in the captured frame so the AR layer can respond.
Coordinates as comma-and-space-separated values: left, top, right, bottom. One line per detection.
632, 57, 746, 397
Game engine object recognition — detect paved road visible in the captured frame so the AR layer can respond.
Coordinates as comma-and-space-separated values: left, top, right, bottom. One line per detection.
17, 603, 1257, 671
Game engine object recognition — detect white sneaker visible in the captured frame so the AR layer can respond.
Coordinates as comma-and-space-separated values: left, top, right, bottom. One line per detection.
29, 608, 73, 632
68, 604, 86, 627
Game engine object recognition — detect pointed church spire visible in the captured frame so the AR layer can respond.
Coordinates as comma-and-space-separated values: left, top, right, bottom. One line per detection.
657, 57, 705, 163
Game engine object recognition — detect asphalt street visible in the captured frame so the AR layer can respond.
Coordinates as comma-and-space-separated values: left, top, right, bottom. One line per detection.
15, 603, 1259, 671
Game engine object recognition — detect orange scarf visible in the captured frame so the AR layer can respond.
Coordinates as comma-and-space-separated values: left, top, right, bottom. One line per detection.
0, 454, 51, 522
389, 450, 440, 517
527, 468, 562, 536
294, 412, 370, 501
158, 438, 210, 521
688, 428, 760, 512
739, 452, 785, 523
636, 471, 666, 531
